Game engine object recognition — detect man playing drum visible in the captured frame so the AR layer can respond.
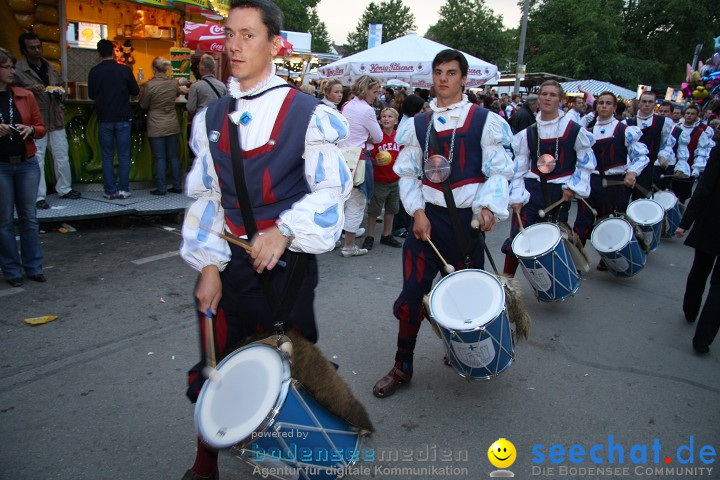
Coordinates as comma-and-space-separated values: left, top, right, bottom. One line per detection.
573, 91, 649, 269
672, 104, 716, 203
502, 80, 596, 277
179, 1, 351, 478
372, 49, 514, 398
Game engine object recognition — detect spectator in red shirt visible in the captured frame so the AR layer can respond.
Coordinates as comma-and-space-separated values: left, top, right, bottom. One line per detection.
364, 107, 403, 250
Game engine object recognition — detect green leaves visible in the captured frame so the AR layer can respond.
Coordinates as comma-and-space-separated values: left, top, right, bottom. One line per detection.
345, 0, 417, 55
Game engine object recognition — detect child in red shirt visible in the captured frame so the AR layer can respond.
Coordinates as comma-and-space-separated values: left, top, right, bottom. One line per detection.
364, 107, 403, 250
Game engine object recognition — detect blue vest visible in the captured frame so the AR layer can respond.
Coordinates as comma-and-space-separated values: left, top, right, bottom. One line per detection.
626, 115, 663, 161
670, 125, 682, 157
414, 104, 488, 192
205, 89, 319, 237
526, 121, 581, 180
592, 122, 629, 172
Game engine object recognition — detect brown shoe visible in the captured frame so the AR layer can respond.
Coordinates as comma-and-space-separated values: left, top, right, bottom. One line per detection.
373, 366, 411, 398
181, 469, 218, 480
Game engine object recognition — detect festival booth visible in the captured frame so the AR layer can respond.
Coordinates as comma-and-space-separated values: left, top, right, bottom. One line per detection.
560, 80, 637, 100
317, 33, 499, 89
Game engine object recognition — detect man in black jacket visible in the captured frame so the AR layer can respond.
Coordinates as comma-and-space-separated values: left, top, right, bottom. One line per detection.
510, 94, 538, 134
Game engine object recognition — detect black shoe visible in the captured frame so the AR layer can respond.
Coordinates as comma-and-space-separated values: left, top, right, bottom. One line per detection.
36, 200, 50, 210
27, 274, 46, 283
693, 339, 710, 355
380, 235, 402, 248
150, 189, 167, 196
362, 236, 374, 251
7, 278, 23, 287
684, 309, 697, 323
61, 189, 82, 199
168, 187, 183, 194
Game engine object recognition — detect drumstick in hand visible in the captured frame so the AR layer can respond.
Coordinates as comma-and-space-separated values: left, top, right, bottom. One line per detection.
202, 309, 221, 382
538, 198, 565, 218
601, 178, 651, 197
515, 210, 531, 253
578, 197, 597, 217
198, 224, 286, 268
424, 235, 455, 274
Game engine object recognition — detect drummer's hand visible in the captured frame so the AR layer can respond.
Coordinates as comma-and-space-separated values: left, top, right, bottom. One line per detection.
0, 124, 11, 137
196, 265, 222, 315
562, 188, 575, 202
675, 228, 686, 238
413, 209, 431, 241
624, 172, 637, 188
477, 207, 495, 232
250, 227, 287, 273
510, 203, 523, 214
658, 157, 669, 169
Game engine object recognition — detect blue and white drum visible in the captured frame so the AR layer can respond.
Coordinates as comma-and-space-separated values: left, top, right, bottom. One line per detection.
591, 217, 647, 277
626, 199, 664, 252
511, 222, 579, 302
429, 269, 514, 380
195, 343, 361, 480
652, 190, 681, 237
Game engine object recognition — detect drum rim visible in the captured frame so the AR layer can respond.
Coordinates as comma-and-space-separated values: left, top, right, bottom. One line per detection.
626, 199, 665, 226
590, 217, 633, 253
195, 342, 292, 449
511, 222, 562, 259
651, 190, 678, 210
429, 269, 506, 330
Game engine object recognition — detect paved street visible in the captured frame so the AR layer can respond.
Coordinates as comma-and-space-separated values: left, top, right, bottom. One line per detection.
2, 212, 719, 480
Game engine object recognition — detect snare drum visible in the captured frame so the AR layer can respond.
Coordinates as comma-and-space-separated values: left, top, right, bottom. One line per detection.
626, 199, 664, 252
590, 217, 647, 277
428, 269, 514, 380
511, 223, 579, 302
195, 343, 361, 480
652, 191, 681, 237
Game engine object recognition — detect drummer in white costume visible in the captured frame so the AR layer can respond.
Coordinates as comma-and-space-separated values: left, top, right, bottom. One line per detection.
672, 104, 716, 203
178, 1, 351, 478
502, 80, 596, 276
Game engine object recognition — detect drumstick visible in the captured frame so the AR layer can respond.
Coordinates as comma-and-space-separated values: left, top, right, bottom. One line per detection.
601, 178, 651, 197
198, 224, 286, 268
202, 309, 221, 382
515, 210, 531, 253
424, 235, 455, 274
578, 197, 597, 217
660, 173, 691, 179
538, 198, 565, 219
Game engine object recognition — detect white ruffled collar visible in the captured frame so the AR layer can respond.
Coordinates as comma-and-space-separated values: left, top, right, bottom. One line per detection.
430, 95, 468, 113
637, 113, 654, 121
537, 110, 564, 126
227, 64, 283, 99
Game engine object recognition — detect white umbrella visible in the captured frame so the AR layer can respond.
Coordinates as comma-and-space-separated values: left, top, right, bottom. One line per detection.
319, 33, 499, 88
386, 78, 410, 88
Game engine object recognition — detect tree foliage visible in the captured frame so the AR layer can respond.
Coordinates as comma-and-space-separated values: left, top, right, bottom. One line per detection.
308, 8, 332, 53
345, 0, 417, 55
426, 0, 516, 70
523, 0, 720, 87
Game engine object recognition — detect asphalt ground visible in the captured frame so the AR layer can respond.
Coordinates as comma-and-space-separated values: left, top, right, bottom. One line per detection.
1, 210, 718, 480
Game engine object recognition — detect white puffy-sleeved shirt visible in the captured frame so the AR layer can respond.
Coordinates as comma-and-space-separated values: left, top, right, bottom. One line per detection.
509, 112, 596, 205
180, 72, 352, 272
393, 95, 515, 221
590, 118, 649, 176
624, 114, 676, 163
673, 121, 716, 177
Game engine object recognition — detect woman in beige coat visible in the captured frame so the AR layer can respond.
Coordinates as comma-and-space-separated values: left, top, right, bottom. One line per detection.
140, 57, 182, 195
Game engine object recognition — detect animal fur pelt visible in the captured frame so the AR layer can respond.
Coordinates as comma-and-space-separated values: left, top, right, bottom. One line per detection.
617, 213, 651, 252
497, 274, 531, 341
557, 222, 591, 272
231, 332, 374, 435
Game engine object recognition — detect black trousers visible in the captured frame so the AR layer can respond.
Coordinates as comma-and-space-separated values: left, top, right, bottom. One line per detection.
683, 249, 720, 348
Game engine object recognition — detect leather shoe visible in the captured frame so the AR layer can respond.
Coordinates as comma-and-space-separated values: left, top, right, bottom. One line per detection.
168, 187, 183, 194
181, 469, 218, 480
36, 199, 50, 210
373, 366, 411, 398
61, 189, 82, 199
150, 189, 167, 196
7, 278, 23, 287
27, 274, 46, 282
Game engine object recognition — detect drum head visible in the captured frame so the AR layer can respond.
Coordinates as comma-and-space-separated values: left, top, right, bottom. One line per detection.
652, 191, 678, 211
195, 343, 290, 448
511, 222, 561, 258
429, 269, 505, 330
591, 218, 633, 253
627, 199, 664, 226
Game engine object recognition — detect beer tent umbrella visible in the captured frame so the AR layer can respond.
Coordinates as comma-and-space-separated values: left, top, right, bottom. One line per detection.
318, 33, 498, 88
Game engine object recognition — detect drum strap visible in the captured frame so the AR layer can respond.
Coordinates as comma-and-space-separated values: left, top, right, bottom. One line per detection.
429, 123, 473, 268
530, 127, 553, 219
227, 107, 308, 333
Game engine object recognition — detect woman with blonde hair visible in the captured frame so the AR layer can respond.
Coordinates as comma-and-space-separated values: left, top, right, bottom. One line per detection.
338, 74, 383, 257
140, 56, 183, 195
320, 78, 343, 110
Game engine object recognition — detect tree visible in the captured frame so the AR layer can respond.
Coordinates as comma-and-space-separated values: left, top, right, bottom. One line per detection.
426, 0, 516, 70
273, 0, 318, 33
308, 8, 332, 53
345, 0, 417, 55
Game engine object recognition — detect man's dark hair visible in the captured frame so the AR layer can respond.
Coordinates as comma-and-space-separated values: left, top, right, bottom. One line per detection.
402, 94, 425, 117
18, 32, 40, 56
97, 39, 114, 58
684, 104, 700, 114
597, 91, 617, 105
660, 100, 673, 109
511, 94, 520, 102
639, 90, 656, 100
466, 91, 478, 104
615, 102, 626, 115
432, 49, 468, 77
230, 0, 283, 38
672, 105, 683, 112
385, 87, 394, 95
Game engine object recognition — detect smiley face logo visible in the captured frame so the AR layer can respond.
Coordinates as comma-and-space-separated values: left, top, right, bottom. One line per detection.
488, 438, 516, 469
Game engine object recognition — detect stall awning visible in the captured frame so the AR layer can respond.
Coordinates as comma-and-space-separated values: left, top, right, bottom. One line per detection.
560, 79, 637, 100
